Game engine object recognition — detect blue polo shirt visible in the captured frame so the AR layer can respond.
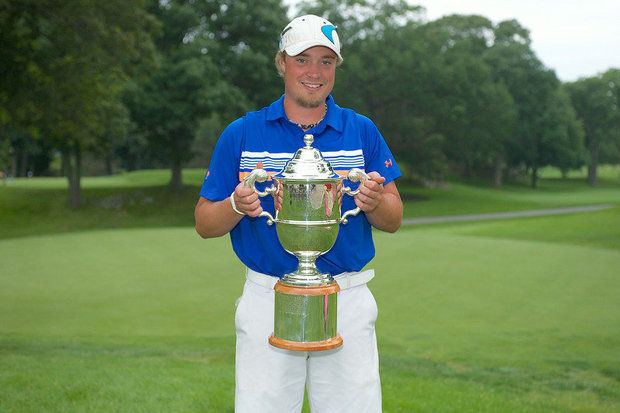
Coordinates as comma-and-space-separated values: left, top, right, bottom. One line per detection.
200, 95, 401, 277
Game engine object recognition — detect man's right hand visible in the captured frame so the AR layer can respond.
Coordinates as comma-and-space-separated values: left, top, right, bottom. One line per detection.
232, 183, 263, 217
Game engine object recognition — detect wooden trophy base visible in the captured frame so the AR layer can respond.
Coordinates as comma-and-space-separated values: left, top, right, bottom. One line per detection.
270, 281, 343, 351
269, 334, 343, 352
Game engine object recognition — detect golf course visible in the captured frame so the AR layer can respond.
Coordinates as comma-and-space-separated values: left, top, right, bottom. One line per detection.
1, 168, 619, 412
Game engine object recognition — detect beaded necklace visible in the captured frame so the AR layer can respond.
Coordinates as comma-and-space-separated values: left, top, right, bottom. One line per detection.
289, 103, 328, 131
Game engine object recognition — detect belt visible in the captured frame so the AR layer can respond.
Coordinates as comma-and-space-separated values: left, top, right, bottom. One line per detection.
246, 268, 375, 291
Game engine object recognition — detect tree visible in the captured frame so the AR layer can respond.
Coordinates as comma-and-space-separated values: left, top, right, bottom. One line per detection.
537, 88, 585, 180
421, 15, 518, 184
601, 69, 620, 165
484, 22, 564, 187
0, 0, 50, 177
0, 134, 9, 175
566, 69, 620, 185
299, 1, 456, 181
205, 0, 289, 108
92, 99, 132, 176
125, 44, 248, 191
336, 20, 452, 180
1, 0, 156, 206
126, 0, 288, 191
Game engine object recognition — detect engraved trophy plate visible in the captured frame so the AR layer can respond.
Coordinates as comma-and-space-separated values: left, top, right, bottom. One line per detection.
243, 134, 368, 351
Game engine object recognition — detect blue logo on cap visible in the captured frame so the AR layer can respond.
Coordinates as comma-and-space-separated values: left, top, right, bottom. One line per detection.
321, 25, 337, 45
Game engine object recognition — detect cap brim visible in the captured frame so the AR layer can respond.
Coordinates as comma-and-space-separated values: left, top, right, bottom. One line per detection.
284, 40, 343, 63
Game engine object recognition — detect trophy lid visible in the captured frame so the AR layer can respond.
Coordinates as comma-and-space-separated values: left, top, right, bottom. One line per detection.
276, 134, 340, 180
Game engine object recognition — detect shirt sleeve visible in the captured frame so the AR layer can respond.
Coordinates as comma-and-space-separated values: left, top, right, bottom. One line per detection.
199, 117, 244, 201
360, 116, 402, 184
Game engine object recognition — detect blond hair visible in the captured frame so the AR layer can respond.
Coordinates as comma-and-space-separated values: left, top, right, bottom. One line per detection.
274, 51, 287, 78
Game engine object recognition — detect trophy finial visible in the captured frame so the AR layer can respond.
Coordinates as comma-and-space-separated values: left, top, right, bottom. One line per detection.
303, 134, 314, 147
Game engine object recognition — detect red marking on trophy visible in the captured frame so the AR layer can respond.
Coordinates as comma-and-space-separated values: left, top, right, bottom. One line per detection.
323, 295, 329, 323
324, 184, 333, 217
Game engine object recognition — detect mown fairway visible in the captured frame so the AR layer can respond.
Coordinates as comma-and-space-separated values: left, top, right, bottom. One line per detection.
1, 169, 619, 412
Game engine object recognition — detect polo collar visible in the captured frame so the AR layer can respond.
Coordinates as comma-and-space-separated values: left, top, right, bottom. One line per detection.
323, 95, 343, 132
266, 95, 344, 132
265, 95, 286, 121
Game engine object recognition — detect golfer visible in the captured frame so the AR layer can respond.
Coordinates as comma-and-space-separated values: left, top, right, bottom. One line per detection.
195, 14, 403, 412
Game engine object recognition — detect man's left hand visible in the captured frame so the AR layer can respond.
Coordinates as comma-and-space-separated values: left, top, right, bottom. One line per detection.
354, 172, 386, 213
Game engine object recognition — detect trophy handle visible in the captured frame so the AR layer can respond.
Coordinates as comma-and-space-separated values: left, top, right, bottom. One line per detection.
339, 168, 369, 225
243, 169, 277, 225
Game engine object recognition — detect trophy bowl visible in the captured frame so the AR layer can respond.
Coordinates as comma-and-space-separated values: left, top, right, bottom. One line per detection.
275, 178, 341, 284
244, 134, 368, 351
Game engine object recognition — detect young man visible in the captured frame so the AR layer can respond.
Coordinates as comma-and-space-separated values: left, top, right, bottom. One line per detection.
195, 14, 402, 412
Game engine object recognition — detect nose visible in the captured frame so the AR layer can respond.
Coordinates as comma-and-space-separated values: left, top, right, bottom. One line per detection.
306, 61, 321, 78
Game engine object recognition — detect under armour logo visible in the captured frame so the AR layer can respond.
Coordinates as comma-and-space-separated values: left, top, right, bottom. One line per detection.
384, 159, 393, 168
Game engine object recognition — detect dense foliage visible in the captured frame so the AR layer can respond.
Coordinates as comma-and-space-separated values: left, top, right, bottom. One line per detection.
1, 0, 618, 205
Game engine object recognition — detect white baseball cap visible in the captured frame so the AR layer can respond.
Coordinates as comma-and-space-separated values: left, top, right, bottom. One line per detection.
279, 15, 342, 63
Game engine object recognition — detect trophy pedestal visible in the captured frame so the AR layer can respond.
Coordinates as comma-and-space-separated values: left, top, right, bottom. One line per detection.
269, 280, 343, 352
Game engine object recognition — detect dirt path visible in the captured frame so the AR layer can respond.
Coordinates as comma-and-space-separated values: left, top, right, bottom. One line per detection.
402, 204, 614, 226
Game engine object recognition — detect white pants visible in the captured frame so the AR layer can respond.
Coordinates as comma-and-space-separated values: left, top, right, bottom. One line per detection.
235, 269, 382, 413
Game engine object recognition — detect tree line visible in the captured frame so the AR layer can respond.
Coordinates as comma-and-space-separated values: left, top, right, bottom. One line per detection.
1, 0, 618, 207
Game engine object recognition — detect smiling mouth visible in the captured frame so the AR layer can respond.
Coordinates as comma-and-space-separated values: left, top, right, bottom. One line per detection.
302, 81, 323, 91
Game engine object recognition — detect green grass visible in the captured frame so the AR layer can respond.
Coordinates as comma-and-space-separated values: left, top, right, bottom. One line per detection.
0, 171, 205, 240
402, 164, 620, 217
1, 169, 207, 189
372, 225, 620, 412
0, 336, 235, 412
0, 228, 241, 412
1, 167, 619, 240
1, 223, 619, 411
538, 164, 620, 180
1, 168, 620, 411
403, 179, 620, 218
445, 207, 620, 250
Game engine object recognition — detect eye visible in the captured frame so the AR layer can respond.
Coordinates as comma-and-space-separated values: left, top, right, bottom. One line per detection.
296, 57, 307, 64
322, 59, 333, 66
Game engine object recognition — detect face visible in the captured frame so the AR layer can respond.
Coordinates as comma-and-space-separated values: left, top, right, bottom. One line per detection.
279, 46, 337, 109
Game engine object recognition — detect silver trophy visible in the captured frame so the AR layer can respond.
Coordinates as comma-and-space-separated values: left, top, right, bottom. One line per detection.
243, 134, 368, 351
